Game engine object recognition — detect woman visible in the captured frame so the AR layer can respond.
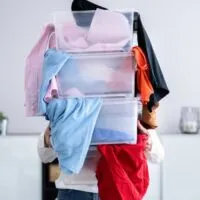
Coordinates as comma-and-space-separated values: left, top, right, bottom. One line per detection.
37, 121, 156, 200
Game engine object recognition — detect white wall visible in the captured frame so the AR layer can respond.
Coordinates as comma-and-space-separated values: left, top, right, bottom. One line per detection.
0, 0, 200, 133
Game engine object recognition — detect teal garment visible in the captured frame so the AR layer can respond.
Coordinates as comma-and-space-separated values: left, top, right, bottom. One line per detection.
47, 98, 103, 174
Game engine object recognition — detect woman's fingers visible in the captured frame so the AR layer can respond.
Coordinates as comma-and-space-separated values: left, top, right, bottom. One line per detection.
137, 120, 148, 134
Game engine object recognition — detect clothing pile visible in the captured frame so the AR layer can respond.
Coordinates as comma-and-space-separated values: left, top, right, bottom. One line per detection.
25, 0, 169, 199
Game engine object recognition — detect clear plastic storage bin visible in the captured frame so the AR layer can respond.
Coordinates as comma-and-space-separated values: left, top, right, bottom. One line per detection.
53, 9, 134, 53
91, 98, 138, 145
56, 52, 135, 98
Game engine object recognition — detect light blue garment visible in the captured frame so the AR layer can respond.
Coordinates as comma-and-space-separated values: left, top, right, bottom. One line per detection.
39, 49, 103, 174
39, 49, 71, 115
47, 98, 102, 174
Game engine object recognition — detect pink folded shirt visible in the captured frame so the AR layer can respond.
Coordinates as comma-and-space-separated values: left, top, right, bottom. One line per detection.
24, 24, 55, 116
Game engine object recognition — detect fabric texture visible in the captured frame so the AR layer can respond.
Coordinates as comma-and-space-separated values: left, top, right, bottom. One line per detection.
134, 13, 170, 110
96, 134, 149, 200
24, 24, 55, 116
132, 46, 154, 104
71, 0, 170, 110
47, 98, 102, 174
146, 129, 165, 164
39, 49, 71, 115
57, 189, 99, 200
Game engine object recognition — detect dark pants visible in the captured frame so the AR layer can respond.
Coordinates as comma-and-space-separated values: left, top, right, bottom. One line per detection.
57, 189, 99, 200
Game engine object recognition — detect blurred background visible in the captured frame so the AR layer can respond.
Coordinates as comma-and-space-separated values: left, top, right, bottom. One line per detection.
0, 0, 200, 199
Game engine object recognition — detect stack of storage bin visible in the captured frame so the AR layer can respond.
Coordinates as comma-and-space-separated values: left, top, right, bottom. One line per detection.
50, 9, 138, 145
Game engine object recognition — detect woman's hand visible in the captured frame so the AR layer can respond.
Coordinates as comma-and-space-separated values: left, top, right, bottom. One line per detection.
44, 125, 52, 148
137, 120, 148, 134
137, 120, 152, 153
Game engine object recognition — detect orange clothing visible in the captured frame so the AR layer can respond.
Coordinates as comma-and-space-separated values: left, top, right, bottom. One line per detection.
132, 46, 154, 104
